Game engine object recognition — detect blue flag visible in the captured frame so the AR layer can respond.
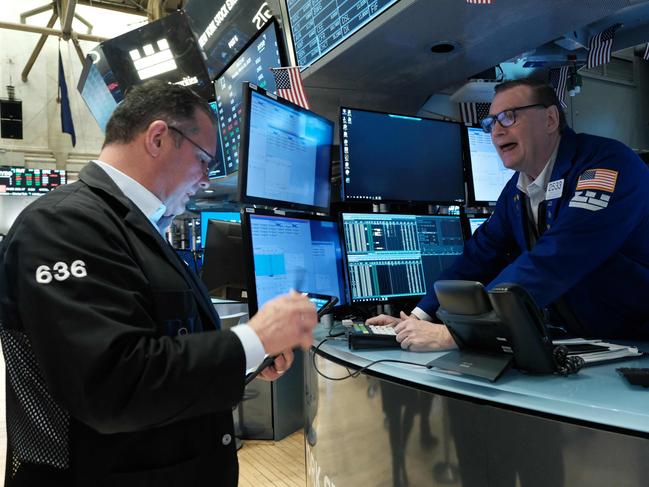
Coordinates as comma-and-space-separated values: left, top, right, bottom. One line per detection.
58, 47, 76, 147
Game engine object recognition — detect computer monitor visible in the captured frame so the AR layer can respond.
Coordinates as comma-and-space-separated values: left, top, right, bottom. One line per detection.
242, 210, 346, 314
200, 220, 247, 301
469, 217, 488, 235
213, 19, 286, 177
341, 107, 465, 204
207, 101, 226, 178
342, 213, 464, 303
77, 56, 118, 132
465, 126, 515, 205
199, 211, 241, 247
238, 84, 334, 213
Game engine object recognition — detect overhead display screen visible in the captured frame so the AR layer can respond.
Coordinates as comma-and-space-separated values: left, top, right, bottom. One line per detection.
0, 167, 67, 195
183, 0, 278, 79
213, 21, 284, 176
100, 11, 213, 100
287, 0, 399, 68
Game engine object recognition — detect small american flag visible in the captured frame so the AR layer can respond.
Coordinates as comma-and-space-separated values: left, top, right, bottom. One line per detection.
643, 43, 649, 61
576, 168, 618, 193
587, 24, 620, 69
549, 66, 569, 110
271, 66, 310, 109
459, 102, 490, 125
466, 0, 492, 3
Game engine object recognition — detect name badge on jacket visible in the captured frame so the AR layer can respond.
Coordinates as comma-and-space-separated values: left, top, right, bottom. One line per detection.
546, 179, 564, 200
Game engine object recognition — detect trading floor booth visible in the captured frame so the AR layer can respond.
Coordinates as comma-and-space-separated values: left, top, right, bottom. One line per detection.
304, 331, 649, 487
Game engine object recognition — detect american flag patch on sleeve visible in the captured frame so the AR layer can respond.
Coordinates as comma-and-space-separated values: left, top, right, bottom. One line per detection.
569, 168, 618, 211
575, 168, 618, 193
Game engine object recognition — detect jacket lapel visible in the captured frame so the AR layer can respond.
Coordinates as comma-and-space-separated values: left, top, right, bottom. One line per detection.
79, 162, 220, 329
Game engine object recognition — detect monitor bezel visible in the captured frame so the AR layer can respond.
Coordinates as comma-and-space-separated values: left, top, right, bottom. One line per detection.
464, 123, 514, 207
241, 207, 348, 316
339, 105, 467, 205
237, 83, 334, 214
340, 210, 465, 305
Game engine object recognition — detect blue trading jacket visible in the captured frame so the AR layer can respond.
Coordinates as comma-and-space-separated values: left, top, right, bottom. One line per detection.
418, 128, 649, 339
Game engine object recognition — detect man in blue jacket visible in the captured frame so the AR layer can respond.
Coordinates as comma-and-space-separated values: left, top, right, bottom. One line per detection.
368, 78, 649, 350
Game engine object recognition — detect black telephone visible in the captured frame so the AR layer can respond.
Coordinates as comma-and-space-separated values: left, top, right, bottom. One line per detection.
430, 281, 580, 380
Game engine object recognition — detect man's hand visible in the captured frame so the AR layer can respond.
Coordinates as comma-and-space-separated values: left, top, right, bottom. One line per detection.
258, 349, 294, 381
248, 291, 317, 356
365, 314, 401, 327
394, 317, 456, 352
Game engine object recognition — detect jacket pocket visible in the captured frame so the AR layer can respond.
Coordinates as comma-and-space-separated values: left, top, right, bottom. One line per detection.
151, 289, 202, 336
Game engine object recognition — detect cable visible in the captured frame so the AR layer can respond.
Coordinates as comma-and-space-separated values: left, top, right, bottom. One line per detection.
552, 345, 584, 376
311, 338, 428, 381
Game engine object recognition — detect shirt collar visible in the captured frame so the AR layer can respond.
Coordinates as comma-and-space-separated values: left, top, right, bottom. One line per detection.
93, 160, 167, 231
516, 137, 561, 195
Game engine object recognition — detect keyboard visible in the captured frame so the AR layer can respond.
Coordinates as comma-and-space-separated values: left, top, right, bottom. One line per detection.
347, 323, 401, 350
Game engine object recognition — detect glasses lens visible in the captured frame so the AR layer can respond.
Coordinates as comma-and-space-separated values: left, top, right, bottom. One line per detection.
480, 116, 494, 133
498, 110, 516, 128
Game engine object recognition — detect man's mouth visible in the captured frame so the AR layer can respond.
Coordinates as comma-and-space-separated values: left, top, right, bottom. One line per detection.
499, 142, 517, 153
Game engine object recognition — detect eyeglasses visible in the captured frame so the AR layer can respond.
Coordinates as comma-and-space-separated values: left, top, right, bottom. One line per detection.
480, 104, 547, 133
168, 126, 217, 173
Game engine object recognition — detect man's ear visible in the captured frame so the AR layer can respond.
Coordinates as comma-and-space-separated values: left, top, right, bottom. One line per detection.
546, 105, 560, 134
144, 120, 168, 158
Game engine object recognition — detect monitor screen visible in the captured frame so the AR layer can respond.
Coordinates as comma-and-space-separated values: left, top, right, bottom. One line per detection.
244, 212, 346, 313
201, 220, 247, 301
466, 126, 515, 204
0, 167, 67, 195
207, 101, 226, 178
286, 0, 399, 68
199, 211, 241, 247
184, 0, 276, 79
78, 60, 118, 132
341, 108, 465, 203
239, 85, 334, 212
342, 213, 464, 303
100, 11, 213, 100
213, 20, 285, 177
468, 217, 488, 235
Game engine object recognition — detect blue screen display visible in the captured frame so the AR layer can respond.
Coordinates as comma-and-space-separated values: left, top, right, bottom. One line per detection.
469, 217, 488, 235
341, 108, 465, 203
199, 211, 241, 247
245, 90, 333, 210
214, 22, 283, 176
342, 213, 464, 302
249, 213, 346, 309
467, 127, 514, 203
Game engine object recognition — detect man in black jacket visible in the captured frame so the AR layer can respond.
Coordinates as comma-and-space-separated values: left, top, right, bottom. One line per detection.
0, 80, 317, 486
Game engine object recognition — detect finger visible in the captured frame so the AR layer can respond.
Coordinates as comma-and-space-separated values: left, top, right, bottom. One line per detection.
400, 311, 410, 320
259, 368, 282, 381
400, 337, 410, 350
394, 321, 406, 333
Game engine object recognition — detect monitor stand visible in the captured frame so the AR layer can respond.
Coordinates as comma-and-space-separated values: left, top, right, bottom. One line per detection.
427, 350, 513, 382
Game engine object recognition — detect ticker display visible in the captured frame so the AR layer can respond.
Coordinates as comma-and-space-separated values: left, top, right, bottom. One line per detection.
0, 167, 67, 195
287, 0, 398, 68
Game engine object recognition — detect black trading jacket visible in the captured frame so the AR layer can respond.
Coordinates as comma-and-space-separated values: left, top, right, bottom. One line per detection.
0, 162, 246, 486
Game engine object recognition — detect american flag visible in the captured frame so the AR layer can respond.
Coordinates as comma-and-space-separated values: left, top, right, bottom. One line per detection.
587, 24, 620, 69
643, 43, 649, 61
271, 66, 310, 109
576, 168, 618, 193
466, 0, 492, 3
459, 102, 490, 125
549, 66, 569, 110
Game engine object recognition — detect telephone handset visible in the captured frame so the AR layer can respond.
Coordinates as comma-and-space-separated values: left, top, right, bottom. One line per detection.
487, 283, 555, 374
433, 281, 581, 378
